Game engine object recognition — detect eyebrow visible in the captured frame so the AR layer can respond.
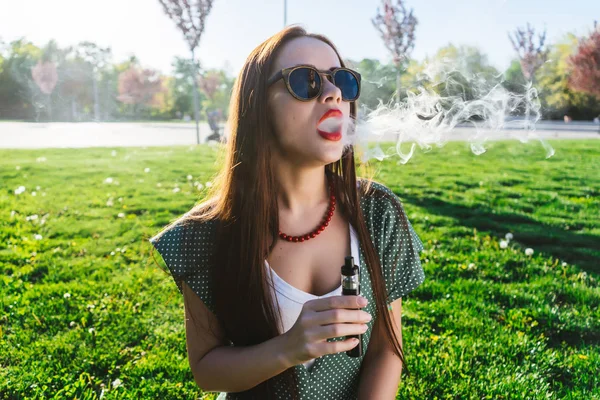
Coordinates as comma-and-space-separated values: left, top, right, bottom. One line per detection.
294, 63, 339, 72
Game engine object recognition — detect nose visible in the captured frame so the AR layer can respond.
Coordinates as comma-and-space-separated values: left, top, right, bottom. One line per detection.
319, 76, 342, 105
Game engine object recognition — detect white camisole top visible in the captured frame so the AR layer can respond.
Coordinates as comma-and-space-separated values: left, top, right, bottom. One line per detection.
264, 224, 360, 370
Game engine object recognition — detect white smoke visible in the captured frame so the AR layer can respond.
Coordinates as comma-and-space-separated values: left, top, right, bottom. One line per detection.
342, 58, 555, 163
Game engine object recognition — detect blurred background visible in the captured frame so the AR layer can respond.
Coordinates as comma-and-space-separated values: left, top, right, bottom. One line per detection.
1, 1, 599, 399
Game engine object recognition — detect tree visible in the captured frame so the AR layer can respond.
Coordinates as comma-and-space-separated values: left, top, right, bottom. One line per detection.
0, 39, 41, 120
198, 69, 233, 116
158, 0, 215, 144
568, 28, 600, 100
372, 0, 417, 103
346, 58, 397, 112
536, 33, 600, 120
117, 66, 166, 117
31, 60, 58, 119
508, 23, 549, 82
71, 42, 112, 121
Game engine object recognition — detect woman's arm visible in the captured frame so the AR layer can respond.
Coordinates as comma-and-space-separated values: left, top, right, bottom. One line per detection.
195, 333, 293, 393
357, 298, 404, 400
183, 282, 293, 393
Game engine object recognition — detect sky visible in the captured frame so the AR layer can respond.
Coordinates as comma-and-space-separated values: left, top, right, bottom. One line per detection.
0, 0, 597, 76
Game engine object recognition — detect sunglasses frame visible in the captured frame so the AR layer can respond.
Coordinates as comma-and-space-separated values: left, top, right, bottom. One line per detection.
267, 64, 362, 102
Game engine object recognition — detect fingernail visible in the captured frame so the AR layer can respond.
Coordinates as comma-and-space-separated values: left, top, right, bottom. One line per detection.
358, 297, 368, 306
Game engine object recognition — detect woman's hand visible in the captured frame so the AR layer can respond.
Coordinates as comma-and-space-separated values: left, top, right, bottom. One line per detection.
281, 295, 371, 366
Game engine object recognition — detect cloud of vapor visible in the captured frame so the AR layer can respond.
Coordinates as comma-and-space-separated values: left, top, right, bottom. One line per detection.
341, 58, 555, 164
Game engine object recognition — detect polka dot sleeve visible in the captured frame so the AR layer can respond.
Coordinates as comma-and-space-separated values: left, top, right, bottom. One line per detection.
381, 196, 425, 303
361, 181, 426, 304
149, 219, 218, 315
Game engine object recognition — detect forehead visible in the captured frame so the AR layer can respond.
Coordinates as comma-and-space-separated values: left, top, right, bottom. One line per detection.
272, 36, 341, 72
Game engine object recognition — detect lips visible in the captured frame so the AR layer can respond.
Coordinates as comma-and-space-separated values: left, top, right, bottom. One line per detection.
318, 109, 343, 124
317, 109, 343, 141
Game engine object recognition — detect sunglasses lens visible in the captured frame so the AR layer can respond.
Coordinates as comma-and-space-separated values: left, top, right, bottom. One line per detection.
334, 70, 359, 101
289, 67, 321, 99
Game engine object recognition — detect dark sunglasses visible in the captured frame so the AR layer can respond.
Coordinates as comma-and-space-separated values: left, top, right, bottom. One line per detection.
267, 65, 361, 102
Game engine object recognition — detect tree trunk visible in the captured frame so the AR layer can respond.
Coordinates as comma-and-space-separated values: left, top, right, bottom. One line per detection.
93, 71, 100, 122
191, 49, 201, 145
396, 68, 401, 105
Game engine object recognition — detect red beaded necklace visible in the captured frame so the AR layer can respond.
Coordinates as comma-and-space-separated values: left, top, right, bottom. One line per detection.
278, 178, 336, 243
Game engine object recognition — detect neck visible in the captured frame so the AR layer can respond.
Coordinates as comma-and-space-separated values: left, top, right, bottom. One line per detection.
274, 164, 329, 215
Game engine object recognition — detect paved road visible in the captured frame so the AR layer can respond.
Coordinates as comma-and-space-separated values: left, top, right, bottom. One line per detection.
0, 121, 598, 149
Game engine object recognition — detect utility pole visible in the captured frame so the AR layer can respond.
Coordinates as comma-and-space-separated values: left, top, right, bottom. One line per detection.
284, 0, 287, 27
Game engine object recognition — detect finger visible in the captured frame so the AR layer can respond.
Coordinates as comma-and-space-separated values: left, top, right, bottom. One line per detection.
312, 308, 372, 326
309, 295, 366, 312
314, 323, 368, 341
318, 338, 361, 356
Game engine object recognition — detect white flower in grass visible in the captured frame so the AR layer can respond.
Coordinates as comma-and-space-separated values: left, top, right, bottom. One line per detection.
26, 214, 39, 221
16, 166, 21, 170
562, 262, 567, 267
172, 187, 181, 193
42, 192, 46, 197
196, 183, 204, 190
205, 181, 213, 188
36, 186, 41, 191
117, 212, 125, 218
104, 177, 114, 184
112, 378, 122, 388
87, 304, 95, 311
63, 293, 71, 299
111, 150, 117, 157
499, 240, 508, 249
187, 175, 193, 180
32, 191, 37, 196
110, 251, 116, 256
69, 321, 76, 328
15, 186, 26, 195
118, 197, 123, 203
156, 183, 162, 187
525, 248, 534, 256
88, 327, 95, 334
34, 234, 43, 240
106, 198, 114, 207
144, 168, 150, 173
505, 233, 514, 241
36, 157, 47, 163
10, 211, 16, 218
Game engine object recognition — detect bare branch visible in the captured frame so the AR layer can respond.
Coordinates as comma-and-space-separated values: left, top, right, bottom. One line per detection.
508, 23, 549, 81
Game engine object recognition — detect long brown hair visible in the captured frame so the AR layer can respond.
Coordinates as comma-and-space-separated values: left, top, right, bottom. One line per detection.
181, 26, 410, 399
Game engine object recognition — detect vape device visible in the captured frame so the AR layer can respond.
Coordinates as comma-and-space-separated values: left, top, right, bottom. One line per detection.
341, 255, 363, 357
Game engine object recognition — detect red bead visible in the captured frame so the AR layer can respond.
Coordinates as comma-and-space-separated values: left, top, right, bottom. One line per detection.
328, 211, 333, 217
300, 237, 305, 242
323, 221, 329, 227
325, 216, 331, 223
310, 233, 316, 238
287, 237, 293, 242
293, 237, 299, 242
281, 234, 287, 240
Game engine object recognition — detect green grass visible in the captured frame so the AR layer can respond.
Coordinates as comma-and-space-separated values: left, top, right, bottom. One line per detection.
1, 140, 599, 399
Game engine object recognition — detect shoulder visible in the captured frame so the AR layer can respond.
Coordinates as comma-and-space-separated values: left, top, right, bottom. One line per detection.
149, 213, 219, 279
358, 179, 406, 223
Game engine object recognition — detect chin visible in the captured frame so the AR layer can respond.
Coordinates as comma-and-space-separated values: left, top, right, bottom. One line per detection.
316, 146, 344, 165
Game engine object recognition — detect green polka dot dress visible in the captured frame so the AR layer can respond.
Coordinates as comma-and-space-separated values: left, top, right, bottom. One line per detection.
150, 181, 426, 399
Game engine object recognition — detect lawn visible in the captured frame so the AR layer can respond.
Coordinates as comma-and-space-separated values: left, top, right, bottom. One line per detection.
1, 140, 598, 399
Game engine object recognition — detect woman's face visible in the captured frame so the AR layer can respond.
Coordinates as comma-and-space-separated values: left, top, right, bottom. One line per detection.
267, 37, 352, 167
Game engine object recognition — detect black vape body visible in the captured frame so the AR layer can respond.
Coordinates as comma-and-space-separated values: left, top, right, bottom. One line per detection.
341, 256, 363, 357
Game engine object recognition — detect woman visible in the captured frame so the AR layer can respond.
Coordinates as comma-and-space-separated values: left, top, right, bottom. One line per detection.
150, 25, 425, 400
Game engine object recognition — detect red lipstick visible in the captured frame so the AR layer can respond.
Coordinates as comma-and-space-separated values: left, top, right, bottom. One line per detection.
317, 109, 343, 141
